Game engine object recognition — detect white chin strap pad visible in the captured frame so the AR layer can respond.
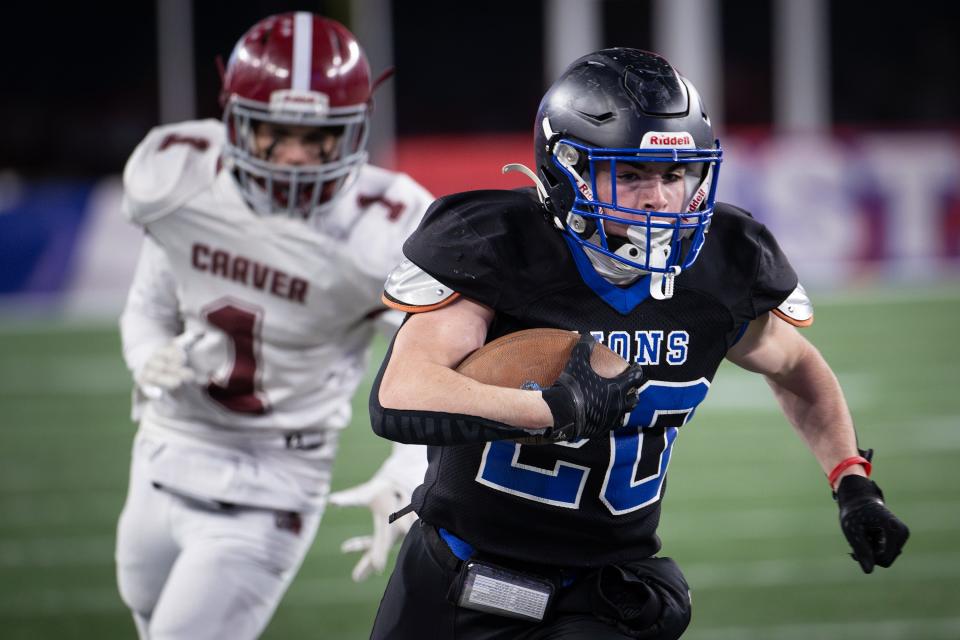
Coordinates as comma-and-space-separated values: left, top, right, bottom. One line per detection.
614, 242, 643, 263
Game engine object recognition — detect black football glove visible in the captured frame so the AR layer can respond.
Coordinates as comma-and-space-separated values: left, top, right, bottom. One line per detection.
836, 475, 910, 573
541, 333, 643, 441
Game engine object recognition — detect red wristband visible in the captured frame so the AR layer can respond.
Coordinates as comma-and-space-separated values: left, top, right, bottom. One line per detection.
828, 456, 872, 488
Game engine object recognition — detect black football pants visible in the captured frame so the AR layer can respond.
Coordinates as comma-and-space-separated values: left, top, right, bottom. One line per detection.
370, 521, 648, 640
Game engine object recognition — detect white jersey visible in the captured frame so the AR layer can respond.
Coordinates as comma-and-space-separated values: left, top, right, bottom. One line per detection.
119, 119, 432, 509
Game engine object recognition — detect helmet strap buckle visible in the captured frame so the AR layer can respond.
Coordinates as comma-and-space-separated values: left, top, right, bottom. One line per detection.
648, 249, 680, 300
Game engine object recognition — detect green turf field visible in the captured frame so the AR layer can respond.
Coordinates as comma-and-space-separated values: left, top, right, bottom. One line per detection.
1, 286, 958, 639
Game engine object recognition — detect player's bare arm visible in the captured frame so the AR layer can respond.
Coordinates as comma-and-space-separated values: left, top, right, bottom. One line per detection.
727, 311, 908, 573
375, 291, 643, 445
726, 311, 866, 488
380, 297, 554, 428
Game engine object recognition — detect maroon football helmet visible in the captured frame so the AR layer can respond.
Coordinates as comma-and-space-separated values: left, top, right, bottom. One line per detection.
220, 12, 372, 218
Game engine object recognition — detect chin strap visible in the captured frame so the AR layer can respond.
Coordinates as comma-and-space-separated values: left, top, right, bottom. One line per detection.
648, 248, 679, 300
649, 267, 680, 300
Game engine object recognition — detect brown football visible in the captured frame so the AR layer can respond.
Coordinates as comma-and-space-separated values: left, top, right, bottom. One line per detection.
455, 328, 630, 389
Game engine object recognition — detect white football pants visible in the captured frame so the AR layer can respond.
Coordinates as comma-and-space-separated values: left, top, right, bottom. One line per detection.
115, 452, 321, 640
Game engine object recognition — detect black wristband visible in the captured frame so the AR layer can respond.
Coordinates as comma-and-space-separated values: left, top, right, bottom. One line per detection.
541, 377, 582, 441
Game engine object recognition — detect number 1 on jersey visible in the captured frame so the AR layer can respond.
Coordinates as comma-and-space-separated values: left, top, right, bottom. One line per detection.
203, 300, 268, 415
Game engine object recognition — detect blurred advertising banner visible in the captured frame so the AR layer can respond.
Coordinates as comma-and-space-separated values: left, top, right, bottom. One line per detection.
720, 133, 960, 285
0, 175, 143, 319
402, 132, 960, 286
2, 132, 958, 320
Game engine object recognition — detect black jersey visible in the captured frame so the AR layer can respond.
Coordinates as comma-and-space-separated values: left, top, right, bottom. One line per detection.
400, 188, 798, 568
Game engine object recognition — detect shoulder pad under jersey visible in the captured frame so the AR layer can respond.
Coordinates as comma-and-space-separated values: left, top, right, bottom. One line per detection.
693, 203, 799, 326
122, 119, 224, 225
400, 189, 558, 311
772, 283, 814, 326
382, 258, 459, 313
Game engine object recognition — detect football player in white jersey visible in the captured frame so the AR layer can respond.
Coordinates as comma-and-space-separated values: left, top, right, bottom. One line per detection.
114, 12, 432, 640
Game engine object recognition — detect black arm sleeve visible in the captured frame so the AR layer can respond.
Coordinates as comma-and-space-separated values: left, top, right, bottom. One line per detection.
368, 336, 551, 446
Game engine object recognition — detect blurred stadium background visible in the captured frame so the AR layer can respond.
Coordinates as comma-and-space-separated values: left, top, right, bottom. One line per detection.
1, 0, 958, 638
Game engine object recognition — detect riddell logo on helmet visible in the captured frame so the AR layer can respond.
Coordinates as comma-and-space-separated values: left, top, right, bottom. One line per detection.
270, 89, 330, 114
641, 132, 695, 148
687, 188, 706, 212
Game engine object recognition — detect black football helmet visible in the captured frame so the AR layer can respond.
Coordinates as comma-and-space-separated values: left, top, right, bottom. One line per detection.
534, 48, 722, 289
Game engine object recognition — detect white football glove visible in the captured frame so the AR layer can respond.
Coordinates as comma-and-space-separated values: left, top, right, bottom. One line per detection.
328, 476, 416, 582
134, 333, 204, 399
329, 443, 427, 582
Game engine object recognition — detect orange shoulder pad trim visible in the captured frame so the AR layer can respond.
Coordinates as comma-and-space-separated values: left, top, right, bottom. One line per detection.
382, 290, 461, 314
772, 307, 814, 327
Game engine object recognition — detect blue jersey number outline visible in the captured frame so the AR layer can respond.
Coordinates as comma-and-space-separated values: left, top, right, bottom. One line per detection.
475, 379, 710, 514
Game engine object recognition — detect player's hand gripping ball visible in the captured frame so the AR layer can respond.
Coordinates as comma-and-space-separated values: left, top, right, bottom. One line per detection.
456, 329, 643, 441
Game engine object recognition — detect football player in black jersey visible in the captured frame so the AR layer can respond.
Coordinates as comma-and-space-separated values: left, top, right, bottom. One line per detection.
366, 49, 909, 639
